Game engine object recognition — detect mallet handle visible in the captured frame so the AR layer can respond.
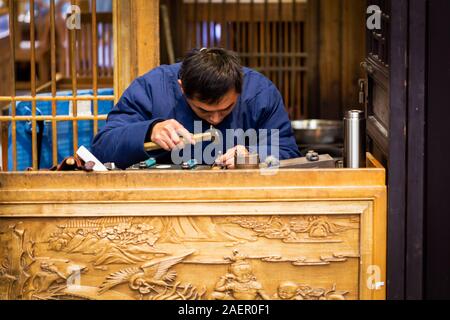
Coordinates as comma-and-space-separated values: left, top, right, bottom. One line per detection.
144, 132, 214, 152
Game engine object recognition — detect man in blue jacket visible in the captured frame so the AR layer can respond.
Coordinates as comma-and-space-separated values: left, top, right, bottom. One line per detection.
92, 48, 300, 169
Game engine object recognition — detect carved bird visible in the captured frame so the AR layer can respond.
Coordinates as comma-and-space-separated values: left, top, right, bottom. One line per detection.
98, 250, 195, 294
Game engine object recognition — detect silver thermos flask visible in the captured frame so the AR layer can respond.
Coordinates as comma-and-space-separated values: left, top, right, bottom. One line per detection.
344, 110, 366, 168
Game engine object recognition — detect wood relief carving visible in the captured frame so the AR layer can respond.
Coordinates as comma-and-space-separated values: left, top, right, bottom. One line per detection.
211, 250, 270, 300
229, 216, 358, 243
0, 215, 360, 300
0, 225, 93, 300
273, 281, 348, 300
210, 250, 349, 300
99, 250, 207, 300
48, 220, 164, 267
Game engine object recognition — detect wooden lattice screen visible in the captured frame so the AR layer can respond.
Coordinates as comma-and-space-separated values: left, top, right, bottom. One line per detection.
0, 0, 114, 171
175, 0, 308, 120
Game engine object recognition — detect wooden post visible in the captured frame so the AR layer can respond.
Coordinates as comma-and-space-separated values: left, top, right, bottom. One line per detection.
307, 0, 366, 120
113, 0, 160, 102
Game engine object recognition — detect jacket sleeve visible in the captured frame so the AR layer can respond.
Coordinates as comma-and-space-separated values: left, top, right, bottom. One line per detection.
91, 77, 166, 169
253, 84, 300, 161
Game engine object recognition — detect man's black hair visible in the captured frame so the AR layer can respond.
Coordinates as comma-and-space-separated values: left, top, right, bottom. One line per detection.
179, 48, 243, 105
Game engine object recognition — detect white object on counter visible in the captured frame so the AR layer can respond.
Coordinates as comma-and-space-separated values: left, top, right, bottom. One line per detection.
76, 146, 108, 172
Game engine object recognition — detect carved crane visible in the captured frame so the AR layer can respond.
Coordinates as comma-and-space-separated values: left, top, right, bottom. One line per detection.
98, 250, 195, 295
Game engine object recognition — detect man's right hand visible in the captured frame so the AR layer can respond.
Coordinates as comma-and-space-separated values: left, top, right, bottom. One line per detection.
150, 119, 195, 151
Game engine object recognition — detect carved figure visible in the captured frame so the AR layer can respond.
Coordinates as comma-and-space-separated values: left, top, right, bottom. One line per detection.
273, 281, 304, 300
211, 250, 269, 300
30, 261, 89, 298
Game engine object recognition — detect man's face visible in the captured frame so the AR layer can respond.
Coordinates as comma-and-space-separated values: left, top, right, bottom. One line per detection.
179, 80, 239, 126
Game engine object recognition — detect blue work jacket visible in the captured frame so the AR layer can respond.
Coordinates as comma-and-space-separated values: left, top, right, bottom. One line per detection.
92, 63, 300, 169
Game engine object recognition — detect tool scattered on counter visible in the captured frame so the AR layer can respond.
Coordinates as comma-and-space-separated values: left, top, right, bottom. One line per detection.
123, 149, 336, 171
234, 151, 260, 169
260, 156, 281, 169
144, 157, 157, 168
127, 157, 157, 170
76, 146, 108, 171
210, 151, 227, 170
278, 153, 336, 169
25, 155, 96, 172
182, 159, 198, 170
139, 157, 157, 169
305, 150, 320, 162
55, 156, 86, 171
211, 151, 227, 170
259, 151, 335, 169
144, 126, 221, 152
24, 146, 108, 172
154, 165, 173, 169
104, 162, 120, 171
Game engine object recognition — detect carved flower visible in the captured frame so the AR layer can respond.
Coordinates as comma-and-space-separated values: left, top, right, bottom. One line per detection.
97, 231, 106, 238
98, 227, 116, 239
115, 223, 132, 234
127, 226, 141, 235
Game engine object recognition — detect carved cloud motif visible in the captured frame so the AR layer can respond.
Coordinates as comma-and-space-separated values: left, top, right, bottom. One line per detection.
228, 215, 358, 243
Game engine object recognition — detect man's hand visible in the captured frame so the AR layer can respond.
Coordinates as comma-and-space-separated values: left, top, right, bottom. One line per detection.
150, 119, 195, 151
215, 145, 249, 169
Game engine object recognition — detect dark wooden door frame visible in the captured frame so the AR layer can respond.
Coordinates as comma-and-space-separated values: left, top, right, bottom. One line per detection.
405, 0, 426, 300
388, 0, 427, 300
387, 0, 409, 300
388, 0, 450, 300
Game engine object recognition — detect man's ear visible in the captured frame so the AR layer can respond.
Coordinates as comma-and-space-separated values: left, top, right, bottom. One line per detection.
178, 80, 184, 94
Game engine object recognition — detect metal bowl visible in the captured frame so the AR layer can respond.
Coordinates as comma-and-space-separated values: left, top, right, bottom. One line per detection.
291, 120, 344, 145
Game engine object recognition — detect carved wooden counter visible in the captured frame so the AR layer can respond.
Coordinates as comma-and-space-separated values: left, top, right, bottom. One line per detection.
0, 155, 386, 300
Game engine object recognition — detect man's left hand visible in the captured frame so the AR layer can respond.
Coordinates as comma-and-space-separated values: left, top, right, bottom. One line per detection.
215, 145, 249, 169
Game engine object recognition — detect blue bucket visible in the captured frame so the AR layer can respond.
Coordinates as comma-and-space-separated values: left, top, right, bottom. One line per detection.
8, 88, 114, 171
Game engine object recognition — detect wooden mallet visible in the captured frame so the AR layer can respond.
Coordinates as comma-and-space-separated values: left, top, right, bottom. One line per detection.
144, 126, 221, 152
